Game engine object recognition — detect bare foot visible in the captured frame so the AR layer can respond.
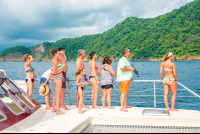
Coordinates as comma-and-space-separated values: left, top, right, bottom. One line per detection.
60, 105, 69, 110
93, 106, 101, 109
52, 109, 56, 113
82, 105, 89, 108
108, 106, 115, 109
166, 108, 171, 111
120, 108, 128, 112
170, 108, 179, 111
76, 105, 79, 108
46, 107, 52, 110
56, 111, 66, 115
102, 106, 108, 108
78, 110, 84, 114
125, 105, 132, 108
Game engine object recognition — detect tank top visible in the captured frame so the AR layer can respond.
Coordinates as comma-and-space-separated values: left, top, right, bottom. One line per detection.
100, 64, 113, 86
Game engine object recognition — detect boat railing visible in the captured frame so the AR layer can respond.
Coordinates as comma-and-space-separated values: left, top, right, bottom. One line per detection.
16, 79, 200, 115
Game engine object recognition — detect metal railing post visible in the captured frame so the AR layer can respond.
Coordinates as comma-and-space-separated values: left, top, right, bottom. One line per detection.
68, 82, 71, 106
154, 81, 156, 110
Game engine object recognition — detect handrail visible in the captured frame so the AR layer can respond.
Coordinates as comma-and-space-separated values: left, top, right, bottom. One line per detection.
14, 80, 200, 109
177, 82, 200, 98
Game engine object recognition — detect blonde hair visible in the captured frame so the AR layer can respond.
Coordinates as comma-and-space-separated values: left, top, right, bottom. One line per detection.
164, 52, 173, 61
75, 67, 85, 76
23, 54, 29, 62
50, 49, 58, 56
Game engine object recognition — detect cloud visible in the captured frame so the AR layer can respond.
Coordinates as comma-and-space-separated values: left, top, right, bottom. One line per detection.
0, 0, 194, 51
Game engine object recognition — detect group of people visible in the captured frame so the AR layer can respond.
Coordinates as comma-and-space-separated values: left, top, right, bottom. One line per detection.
23, 47, 179, 115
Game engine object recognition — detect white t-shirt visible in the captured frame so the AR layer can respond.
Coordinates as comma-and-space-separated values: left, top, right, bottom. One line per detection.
41, 69, 51, 78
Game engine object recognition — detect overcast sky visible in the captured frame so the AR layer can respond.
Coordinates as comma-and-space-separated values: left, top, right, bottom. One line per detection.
0, 0, 194, 51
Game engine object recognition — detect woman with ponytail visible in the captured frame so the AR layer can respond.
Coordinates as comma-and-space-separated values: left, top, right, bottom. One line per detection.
75, 67, 88, 114
89, 51, 101, 109
50, 49, 66, 115
159, 52, 179, 111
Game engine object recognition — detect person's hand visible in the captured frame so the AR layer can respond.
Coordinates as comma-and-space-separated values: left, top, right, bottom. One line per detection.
175, 80, 178, 83
66, 78, 70, 82
160, 79, 163, 82
36, 78, 40, 82
85, 77, 88, 82
61, 64, 65, 70
84, 82, 88, 86
43, 83, 47, 87
130, 68, 135, 72
130, 78, 134, 82
97, 80, 100, 84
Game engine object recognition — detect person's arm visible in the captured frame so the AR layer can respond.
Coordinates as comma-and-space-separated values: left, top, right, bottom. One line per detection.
66, 77, 70, 82
61, 52, 67, 61
99, 66, 103, 77
159, 63, 163, 81
76, 60, 81, 71
120, 67, 135, 71
33, 72, 40, 82
173, 63, 178, 82
24, 55, 33, 67
52, 60, 63, 74
44, 75, 51, 86
76, 75, 86, 87
108, 65, 117, 77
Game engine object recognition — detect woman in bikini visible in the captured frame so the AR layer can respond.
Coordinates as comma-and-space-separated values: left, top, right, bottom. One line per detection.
23, 54, 40, 98
160, 52, 179, 111
89, 51, 101, 109
75, 67, 88, 114
50, 49, 66, 115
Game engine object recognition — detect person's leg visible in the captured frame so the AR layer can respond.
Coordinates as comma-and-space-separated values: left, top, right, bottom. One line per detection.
78, 88, 85, 114
76, 90, 80, 108
52, 95, 56, 112
45, 84, 52, 109
124, 93, 132, 108
90, 78, 101, 109
163, 84, 170, 110
107, 88, 114, 109
90, 79, 94, 108
82, 89, 89, 108
101, 88, 107, 108
27, 81, 33, 97
60, 87, 69, 110
54, 79, 65, 115
120, 93, 128, 112
169, 80, 179, 111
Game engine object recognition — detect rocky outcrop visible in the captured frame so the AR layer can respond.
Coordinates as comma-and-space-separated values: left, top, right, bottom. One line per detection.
0, 52, 23, 62
32, 44, 46, 61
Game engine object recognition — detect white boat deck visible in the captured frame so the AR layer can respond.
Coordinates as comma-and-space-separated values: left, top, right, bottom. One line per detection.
22, 105, 200, 133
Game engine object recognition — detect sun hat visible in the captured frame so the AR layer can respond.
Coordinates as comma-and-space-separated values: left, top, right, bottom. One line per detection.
39, 84, 50, 96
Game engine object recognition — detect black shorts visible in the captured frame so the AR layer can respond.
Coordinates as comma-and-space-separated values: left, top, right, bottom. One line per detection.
101, 84, 113, 89
62, 71, 66, 89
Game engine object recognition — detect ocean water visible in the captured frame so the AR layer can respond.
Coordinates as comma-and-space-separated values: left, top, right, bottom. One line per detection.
0, 61, 199, 110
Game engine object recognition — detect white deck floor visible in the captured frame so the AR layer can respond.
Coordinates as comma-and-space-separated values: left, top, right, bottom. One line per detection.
23, 105, 200, 133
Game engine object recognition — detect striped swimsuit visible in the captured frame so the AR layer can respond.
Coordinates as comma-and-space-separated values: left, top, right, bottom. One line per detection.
50, 61, 63, 80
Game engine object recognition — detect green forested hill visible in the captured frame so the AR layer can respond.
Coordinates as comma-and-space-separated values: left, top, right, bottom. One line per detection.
0, 0, 200, 61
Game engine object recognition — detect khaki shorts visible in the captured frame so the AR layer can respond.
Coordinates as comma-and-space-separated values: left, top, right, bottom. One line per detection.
120, 80, 131, 94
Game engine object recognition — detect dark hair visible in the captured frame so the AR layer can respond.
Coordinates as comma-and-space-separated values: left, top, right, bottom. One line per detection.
89, 51, 96, 59
102, 57, 112, 65
50, 49, 58, 56
57, 47, 65, 51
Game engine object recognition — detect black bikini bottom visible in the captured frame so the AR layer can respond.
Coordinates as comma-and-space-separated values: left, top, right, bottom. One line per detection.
26, 79, 35, 83
89, 76, 95, 80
